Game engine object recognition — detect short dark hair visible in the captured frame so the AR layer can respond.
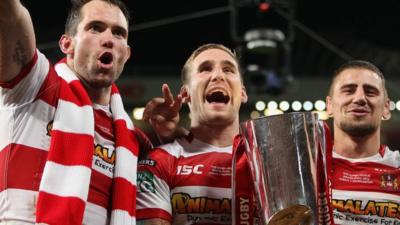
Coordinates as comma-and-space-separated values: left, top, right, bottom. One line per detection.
181, 43, 242, 84
65, 0, 131, 36
328, 60, 388, 98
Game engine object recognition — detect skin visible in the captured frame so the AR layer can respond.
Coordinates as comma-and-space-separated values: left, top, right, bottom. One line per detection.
59, 0, 131, 105
326, 68, 391, 158
0, 0, 36, 83
141, 48, 248, 224
182, 48, 248, 147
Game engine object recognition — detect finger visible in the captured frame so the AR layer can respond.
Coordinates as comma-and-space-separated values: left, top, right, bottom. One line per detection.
171, 94, 183, 113
162, 84, 174, 106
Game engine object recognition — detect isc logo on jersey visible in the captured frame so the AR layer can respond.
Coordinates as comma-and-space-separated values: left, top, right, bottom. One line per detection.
176, 165, 204, 175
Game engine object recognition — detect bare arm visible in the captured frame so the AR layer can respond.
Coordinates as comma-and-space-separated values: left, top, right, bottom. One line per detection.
0, 0, 36, 83
137, 219, 171, 225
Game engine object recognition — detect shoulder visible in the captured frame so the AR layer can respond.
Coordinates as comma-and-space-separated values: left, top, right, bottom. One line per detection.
384, 146, 400, 168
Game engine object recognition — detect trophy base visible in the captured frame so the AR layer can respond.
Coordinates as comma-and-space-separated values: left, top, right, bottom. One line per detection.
268, 205, 312, 225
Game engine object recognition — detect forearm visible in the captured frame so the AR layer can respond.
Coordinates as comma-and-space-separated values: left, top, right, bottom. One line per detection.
0, 0, 36, 82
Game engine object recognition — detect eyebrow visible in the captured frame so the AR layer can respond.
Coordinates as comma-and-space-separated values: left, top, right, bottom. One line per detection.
86, 20, 128, 37
197, 59, 237, 69
221, 60, 237, 68
339, 83, 380, 92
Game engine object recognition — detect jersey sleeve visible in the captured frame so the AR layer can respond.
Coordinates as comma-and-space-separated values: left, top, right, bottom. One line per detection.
136, 147, 176, 222
0, 50, 50, 108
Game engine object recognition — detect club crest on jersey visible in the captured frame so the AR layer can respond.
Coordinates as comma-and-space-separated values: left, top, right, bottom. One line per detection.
137, 171, 156, 193
380, 173, 399, 190
46, 120, 53, 136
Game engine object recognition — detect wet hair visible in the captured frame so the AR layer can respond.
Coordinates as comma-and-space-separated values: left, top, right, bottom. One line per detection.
65, 0, 131, 36
328, 60, 388, 98
181, 43, 242, 84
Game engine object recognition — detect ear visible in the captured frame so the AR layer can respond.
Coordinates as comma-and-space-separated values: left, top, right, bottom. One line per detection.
180, 85, 190, 103
326, 96, 333, 117
382, 99, 391, 120
124, 45, 131, 63
241, 86, 248, 103
59, 34, 74, 55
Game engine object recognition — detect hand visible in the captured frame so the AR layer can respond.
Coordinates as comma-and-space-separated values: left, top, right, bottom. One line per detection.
143, 84, 184, 141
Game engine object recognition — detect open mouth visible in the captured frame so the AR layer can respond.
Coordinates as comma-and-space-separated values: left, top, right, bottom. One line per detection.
206, 91, 230, 104
99, 52, 113, 65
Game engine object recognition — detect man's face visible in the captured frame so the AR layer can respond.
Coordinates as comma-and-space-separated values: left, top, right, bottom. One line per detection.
183, 48, 247, 127
66, 0, 130, 89
326, 68, 390, 137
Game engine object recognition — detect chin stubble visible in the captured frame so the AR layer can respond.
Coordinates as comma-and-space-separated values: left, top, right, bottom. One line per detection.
340, 121, 377, 137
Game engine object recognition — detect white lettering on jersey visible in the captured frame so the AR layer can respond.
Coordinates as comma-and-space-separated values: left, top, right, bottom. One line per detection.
177, 165, 204, 175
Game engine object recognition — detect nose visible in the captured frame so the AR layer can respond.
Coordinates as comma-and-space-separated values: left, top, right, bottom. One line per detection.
352, 87, 367, 105
210, 67, 225, 81
101, 29, 114, 48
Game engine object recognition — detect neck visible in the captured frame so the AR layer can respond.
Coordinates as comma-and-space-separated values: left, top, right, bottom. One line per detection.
190, 120, 239, 147
85, 85, 111, 105
66, 60, 111, 105
333, 127, 381, 158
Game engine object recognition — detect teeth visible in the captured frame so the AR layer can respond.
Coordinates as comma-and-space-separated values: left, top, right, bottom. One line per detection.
206, 91, 230, 104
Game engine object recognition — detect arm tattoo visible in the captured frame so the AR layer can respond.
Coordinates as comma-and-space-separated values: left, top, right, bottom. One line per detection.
12, 40, 28, 67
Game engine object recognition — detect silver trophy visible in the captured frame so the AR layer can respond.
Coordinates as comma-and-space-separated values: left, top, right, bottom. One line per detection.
237, 112, 328, 225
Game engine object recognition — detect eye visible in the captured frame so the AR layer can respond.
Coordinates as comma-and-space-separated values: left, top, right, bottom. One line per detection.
365, 88, 379, 97
223, 67, 234, 73
341, 88, 354, 94
199, 65, 212, 73
89, 23, 103, 33
112, 28, 127, 38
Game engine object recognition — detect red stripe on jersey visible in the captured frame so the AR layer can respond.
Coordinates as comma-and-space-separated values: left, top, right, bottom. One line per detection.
36, 192, 85, 224
94, 108, 114, 141
138, 149, 176, 186
0, 51, 38, 88
0, 144, 113, 210
111, 177, 137, 216
35, 64, 60, 107
0, 143, 47, 191
134, 127, 153, 154
48, 130, 93, 167
88, 169, 112, 209
142, 148, 232, 188
136, 208, 172, 221
332, 158, 400, 195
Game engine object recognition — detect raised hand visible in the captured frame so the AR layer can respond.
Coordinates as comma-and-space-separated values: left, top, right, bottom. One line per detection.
143, 83, 187, 142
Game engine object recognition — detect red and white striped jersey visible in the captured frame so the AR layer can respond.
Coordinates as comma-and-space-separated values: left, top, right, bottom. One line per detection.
136, 135, 233, 225
0, 50, 151, 224
331, 146, 400, 225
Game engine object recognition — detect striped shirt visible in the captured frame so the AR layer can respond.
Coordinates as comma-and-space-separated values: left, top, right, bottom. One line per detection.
331, 146, 400, 225
0, 50, 151, 224
136, 135, 233, 225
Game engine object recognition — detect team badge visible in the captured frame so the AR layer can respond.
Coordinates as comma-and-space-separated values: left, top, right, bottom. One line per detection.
380, 173, 399, 190
137, 171, 156, 193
